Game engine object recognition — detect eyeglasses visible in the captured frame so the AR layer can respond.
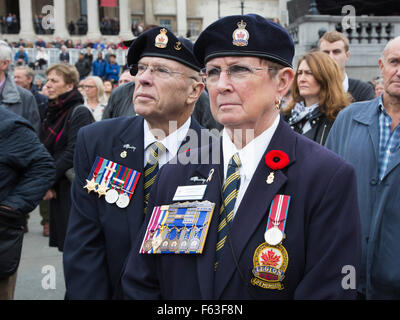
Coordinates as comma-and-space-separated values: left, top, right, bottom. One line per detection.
200, 63, 275, 85
129, 63, 187, 79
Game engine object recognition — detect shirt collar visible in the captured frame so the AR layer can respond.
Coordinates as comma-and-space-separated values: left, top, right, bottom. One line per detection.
222, 114, 280, 180
342, 73, 349, 92
143, 117, 191, 156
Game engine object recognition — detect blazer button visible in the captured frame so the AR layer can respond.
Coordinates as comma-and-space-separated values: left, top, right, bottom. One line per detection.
370, 178, 378, 185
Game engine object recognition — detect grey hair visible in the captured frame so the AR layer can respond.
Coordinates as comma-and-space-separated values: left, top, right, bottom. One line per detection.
0, 40, 12, 72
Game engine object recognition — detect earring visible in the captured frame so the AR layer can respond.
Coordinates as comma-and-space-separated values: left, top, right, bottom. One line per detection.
275, 97, 281, 110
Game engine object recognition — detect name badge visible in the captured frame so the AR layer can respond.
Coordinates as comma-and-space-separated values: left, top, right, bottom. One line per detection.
172, 185, 207, 201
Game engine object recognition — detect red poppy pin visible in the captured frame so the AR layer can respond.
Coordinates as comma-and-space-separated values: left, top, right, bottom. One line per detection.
265, 150, 289, 184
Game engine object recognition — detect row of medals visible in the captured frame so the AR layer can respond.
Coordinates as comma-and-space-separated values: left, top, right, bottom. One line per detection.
86, 178, 131, 209
143, 225, 202, 254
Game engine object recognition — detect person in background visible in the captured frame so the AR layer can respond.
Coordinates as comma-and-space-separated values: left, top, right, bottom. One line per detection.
103, 80, 113, 101
326, 36, 400, 299
374, 77, 385, 97
118, 69, 135, 86
284, 51, 350, 145
318, 30, 375, 102
83, 76, 107, 121
34, 47, 48, 70
92, 51, 107, 80
0, 40, 40, 134
105, 53, 120, 84
0, 106, 55, 300
75, 52, 91, 80
40, 64, 94, 252
13, 66, 48, 122
14, 46, 28, 65
59, 45, 70, 64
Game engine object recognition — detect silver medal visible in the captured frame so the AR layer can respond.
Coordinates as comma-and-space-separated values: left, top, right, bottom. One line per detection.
105, 189, 119, 204
264, 226, 283, 246
189, 238, 200, 251
116, 193, 130, 208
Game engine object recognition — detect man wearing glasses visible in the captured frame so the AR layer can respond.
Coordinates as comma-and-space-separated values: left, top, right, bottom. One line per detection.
63, 27, 210, 299
122, 14, 361, 300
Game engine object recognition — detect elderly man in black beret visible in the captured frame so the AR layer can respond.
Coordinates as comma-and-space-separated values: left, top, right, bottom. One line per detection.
121, 14, 361, 300
63, 27, 209, 299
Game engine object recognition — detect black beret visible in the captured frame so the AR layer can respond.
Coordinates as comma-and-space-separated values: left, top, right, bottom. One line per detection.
127, 27, 201, 71
194, 14, 294, 68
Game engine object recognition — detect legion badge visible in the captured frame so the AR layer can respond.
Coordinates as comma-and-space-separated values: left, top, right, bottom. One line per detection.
232, 20, 249, 47
155, 28, 169, 48
251, 242, 288, 290
251, 194, 291, 290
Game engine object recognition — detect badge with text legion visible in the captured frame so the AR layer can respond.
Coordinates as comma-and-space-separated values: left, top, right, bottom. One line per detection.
251, 194, 291, 290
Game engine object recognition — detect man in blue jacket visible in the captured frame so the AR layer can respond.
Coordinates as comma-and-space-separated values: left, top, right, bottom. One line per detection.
92, 52, 107, 79
326, 36, 400, 299
122, 14, 361, 300
105, 53, 120, 84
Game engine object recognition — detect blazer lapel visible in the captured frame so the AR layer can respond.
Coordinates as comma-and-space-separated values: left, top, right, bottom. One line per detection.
111, 117, 145, 244
214, 118, 296, 299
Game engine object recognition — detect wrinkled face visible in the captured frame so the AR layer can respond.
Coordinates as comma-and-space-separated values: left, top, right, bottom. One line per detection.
132, 57, 193, 123
205, 56, 280, 130
46, 70, 73, 100
379, 39, 400, 99
14, 69, 31, 90
319, 40, 349, 74
296, 60, 321, 104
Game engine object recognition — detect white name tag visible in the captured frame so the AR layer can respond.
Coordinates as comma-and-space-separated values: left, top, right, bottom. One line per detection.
172, 185, 207, 201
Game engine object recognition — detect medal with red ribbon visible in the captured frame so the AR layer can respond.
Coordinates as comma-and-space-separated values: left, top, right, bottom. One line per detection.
264, 194, 291, 246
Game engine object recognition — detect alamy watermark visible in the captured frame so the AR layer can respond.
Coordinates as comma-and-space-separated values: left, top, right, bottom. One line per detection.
41, 5, 55, 30
341, 5, 356, 31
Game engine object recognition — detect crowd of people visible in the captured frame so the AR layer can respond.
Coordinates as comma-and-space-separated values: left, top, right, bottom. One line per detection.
1, 13, 400, 303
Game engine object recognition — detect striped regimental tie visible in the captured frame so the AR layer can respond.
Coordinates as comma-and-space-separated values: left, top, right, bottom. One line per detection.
143, 141, 166, 212
215, 153, 241, 271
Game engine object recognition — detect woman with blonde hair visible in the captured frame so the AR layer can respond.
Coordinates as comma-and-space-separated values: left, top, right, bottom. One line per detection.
284, 50, 350, 145
83, 76, 108, 121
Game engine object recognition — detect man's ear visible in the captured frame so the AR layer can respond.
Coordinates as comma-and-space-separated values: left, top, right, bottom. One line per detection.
186, 80, 205, 105
276, 67, 295, 98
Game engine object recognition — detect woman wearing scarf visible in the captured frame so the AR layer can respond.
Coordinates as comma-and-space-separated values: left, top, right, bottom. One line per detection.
40, 64, 93, 251
284, 51, 350, 145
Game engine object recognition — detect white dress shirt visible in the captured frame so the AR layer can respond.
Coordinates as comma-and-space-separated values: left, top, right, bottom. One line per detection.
143, 117, 191, 167
222, 114, 280, 218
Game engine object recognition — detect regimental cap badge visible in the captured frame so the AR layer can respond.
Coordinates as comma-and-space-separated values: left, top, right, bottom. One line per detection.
155, 28, 169, 48
232, 20, 249, 47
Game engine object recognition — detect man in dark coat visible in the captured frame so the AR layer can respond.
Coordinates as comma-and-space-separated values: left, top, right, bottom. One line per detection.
0, 105, 55, 299
75, 52, 91, 80
63, 27, 210, 299
121, 14, 361, 300
318, 30, 375, 102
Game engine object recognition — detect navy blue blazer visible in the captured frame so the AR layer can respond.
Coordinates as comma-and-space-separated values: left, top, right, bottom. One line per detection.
63, 115, 208, 299
121, 118, 362, 299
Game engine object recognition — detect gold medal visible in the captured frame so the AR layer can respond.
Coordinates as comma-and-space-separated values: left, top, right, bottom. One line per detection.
83, 177, 98, 193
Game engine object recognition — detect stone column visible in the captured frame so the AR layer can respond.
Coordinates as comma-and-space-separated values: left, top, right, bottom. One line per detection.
53, 0, 69, 39
87, 0, 101, 40
176, 0, 187, 36
18, 0, 35, 39
119, 0, 132, 39
144, 0, 156, 26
